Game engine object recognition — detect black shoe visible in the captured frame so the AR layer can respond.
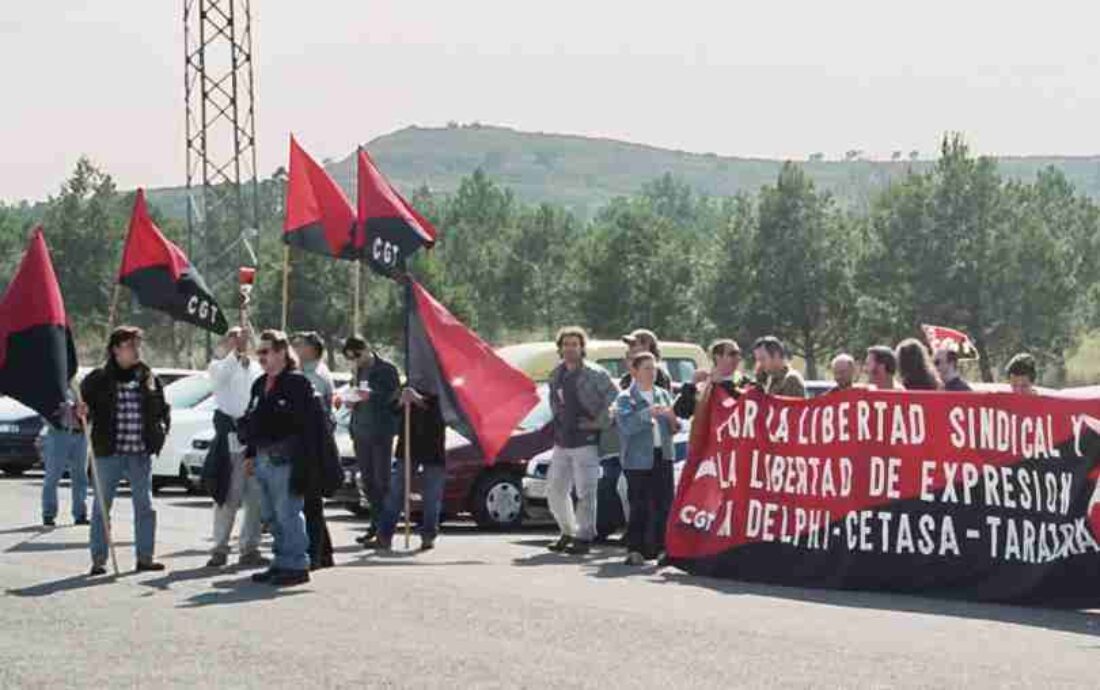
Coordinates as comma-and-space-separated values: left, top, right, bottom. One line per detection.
270, 569, 310, 586
43, 518, 55, 527
136, 561, 166, 573
656, 552, 670, 568
89, 564, 107, 576
419, 538, 435, 552
547, 535, 572, 553
356, 526, 378, 545
74, 517, 90, 526
564, 540, 591, 556
251, 568, 282, 583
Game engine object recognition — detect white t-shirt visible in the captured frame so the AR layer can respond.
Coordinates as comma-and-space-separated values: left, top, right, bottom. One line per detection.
640, 389, 662, 448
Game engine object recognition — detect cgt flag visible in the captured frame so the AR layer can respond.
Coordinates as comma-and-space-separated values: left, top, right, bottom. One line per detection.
119, 189, 228, 334
284, 135, 359, 260
0, 228, 79, 424
358, 148, 437, 277
407, 280, 537, 462
922, 324, 979, 359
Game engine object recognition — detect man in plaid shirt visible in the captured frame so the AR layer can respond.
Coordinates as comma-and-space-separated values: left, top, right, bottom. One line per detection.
79, 327, 170, 576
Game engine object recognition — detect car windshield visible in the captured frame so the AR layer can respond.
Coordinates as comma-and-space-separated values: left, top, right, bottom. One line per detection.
164, 374, 213, 409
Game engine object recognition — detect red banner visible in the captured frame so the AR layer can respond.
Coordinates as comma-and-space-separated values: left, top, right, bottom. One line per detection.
667, 387, 1100, 605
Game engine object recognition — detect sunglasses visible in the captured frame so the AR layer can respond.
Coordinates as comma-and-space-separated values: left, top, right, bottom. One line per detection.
256, 348, 271, 356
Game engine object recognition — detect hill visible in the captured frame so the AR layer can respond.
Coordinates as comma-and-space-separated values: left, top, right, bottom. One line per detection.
148, 124, 1100, 219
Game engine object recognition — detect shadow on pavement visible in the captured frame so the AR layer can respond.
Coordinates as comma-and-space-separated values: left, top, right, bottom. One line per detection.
0, 525, 53, 536
652, 569, 1100, 638
178, 577, 311, 609
342, 551, 487, 568
166, 500, 215, 510
140, 563, 265, 591
158, 548, 213, 559
512, 545, 622, 568
5, 540, 133, 554
6, 572, 134, 597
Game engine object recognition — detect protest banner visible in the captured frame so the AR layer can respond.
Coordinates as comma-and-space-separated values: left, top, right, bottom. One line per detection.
667, 387, 1100, 605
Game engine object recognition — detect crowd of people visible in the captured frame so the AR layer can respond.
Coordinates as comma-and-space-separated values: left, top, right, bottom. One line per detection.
35, 312, 1044, 583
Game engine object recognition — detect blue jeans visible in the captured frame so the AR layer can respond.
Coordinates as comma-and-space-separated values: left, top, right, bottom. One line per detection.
41, 427, 88, 522
90, 454, 156, 566
255, 455, 309, 572
379, 461, 446, 541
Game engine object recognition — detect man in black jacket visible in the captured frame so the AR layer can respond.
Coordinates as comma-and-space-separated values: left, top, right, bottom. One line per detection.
674, 339, 748, 419
241, 330, 325, 587
79, 327, 170, 576
375, 387, 447, 551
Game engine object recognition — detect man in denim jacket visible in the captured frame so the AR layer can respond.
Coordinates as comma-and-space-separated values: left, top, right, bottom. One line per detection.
614, 352, 680, 565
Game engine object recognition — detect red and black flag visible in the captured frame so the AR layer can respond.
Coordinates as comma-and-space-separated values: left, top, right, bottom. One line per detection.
921, 324, 979, 359
0, 228, 78, 424
358, 148, 437, 277
284, 135, 358, 260
407, 280, 537, 462
119, 189, 228, 334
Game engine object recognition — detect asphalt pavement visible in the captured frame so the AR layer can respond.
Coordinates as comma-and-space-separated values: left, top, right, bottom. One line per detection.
0, 472, 1098, 689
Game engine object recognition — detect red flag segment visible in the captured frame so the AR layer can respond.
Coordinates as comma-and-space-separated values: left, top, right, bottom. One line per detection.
284, 135, 358, 259
119, 189, 189, 281
0, 227, 68, 370
409, 281, 537, 463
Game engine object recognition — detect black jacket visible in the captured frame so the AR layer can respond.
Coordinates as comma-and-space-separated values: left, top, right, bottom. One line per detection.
240, 369, 342, 497
393, 392, 446, 466
673, 377, 746, 419
80, 361, 170, 458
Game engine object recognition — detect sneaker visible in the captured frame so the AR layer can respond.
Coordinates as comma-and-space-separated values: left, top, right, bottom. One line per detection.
74, 517, 90, 526
206, 552, 229, 568
355, 527, 378, 545
270, 569, 310, 586
419, 538, 435, 552
546, 535, 572, 553
655, 552, 670, 568
43, 518, 55, 527
624, 551, 646, 566
564, 539, 591, 556
136, 561, 166, 573
89, 563, 107, 576
237, 552, 270, 569
251, 568, 281, 583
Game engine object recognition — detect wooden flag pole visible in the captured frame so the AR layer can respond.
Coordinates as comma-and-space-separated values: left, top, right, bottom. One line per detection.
74, 385, 119, 576
403, 400, 412, 551
106, 284, 121, 335
281, 245, 290, 332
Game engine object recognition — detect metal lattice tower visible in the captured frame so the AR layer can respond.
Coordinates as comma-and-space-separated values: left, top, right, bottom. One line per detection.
183, 0, 260, 315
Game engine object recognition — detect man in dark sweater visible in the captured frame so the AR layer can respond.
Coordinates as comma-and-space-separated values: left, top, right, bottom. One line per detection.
933, 348, 972, 392
674, 339, 749, 419
79, 327, 170, 576
375, 386, 447, 551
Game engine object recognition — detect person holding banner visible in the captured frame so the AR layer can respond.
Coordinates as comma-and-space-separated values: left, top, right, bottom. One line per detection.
1006, 353, 1039, 394
80, 327, 170, 576
864, 346, 898, 390
614, 352, 680, 566
829, 353, 857, 393
896, 338, 943, 391
674, 339, 748, 419
40, 389, 88, 527
204, 326, 266, 569
933, 347, 972, 392
752, 336, 806, 398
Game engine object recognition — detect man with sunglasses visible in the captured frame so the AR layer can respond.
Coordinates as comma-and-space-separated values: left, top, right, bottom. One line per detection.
79, 326, 170, 576
341, 336, 400, 547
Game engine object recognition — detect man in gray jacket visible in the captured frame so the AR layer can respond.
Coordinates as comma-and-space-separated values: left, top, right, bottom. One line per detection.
546, 327, 618, 556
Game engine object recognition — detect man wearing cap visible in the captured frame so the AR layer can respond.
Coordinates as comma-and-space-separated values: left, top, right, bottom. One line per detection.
342, 336, 400, 547
619, 329, 672, 392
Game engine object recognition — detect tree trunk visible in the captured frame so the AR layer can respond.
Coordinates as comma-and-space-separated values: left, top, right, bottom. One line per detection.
973, 332, 994, 382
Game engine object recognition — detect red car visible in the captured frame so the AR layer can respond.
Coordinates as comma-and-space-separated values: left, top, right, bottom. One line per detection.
333, 384, 553, 530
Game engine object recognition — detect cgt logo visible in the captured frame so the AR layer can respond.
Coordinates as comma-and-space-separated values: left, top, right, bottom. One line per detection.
679, 505, 718, 531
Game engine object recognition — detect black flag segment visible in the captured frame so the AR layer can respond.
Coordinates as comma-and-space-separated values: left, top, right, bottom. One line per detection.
118, 189, 228, 335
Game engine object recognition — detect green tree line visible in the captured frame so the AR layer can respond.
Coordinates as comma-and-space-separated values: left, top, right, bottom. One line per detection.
3, 133, 1098, 384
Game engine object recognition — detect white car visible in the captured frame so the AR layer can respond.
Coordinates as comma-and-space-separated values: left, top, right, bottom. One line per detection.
152, 373, 217, 492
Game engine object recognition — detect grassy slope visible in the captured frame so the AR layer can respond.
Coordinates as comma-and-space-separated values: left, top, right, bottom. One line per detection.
146, 124, 1100, 220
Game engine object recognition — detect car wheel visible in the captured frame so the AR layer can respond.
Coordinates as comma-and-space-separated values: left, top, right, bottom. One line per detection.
151, 477, 166, 495
2, 467, 26, 477
472, 470, 524, 531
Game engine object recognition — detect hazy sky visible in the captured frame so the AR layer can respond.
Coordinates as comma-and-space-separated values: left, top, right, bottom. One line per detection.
3, 0, 1099, 202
